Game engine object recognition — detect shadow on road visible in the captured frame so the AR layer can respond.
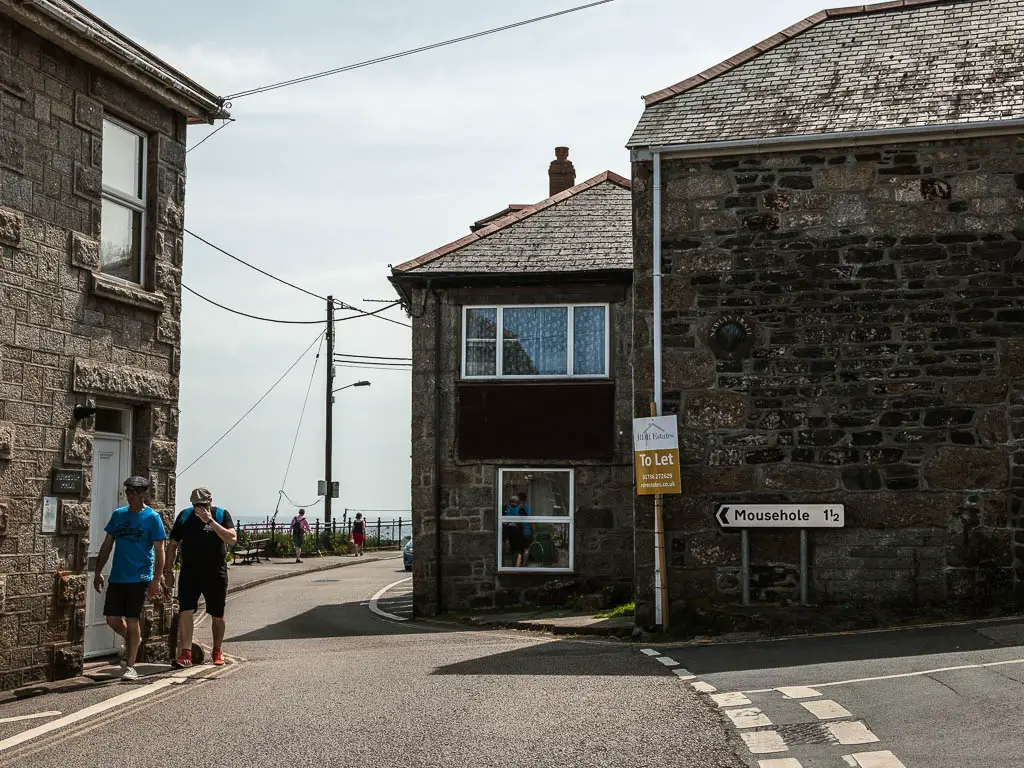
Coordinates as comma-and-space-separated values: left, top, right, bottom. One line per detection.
664, 619, 1024, 675
432, 637, 664, 677
228, 601, 434, 642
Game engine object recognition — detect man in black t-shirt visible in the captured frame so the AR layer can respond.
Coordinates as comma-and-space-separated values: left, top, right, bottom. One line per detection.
164, 487, 237, 668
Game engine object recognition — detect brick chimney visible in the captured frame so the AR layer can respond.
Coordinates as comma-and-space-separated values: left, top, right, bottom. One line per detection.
548, 146, 576, 197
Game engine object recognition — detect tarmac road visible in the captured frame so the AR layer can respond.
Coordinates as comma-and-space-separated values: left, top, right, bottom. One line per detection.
0, 557, 745, 768
641, 618, 1024, 768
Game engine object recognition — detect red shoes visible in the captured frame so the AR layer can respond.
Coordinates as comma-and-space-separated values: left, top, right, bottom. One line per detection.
171, 650, 192, 669
212, 648, 225, 666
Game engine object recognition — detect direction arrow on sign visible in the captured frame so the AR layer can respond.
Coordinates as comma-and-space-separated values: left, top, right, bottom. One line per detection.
716, 504, 845, 529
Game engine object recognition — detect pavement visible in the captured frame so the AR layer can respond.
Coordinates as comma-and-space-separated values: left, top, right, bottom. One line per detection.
1, 551, 404, 702
463, 608, 634, 637
0, 558, 746, 768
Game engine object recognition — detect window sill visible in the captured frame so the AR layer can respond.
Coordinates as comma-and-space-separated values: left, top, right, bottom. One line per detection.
497, 568, 574, 575
91, 272, 166, 313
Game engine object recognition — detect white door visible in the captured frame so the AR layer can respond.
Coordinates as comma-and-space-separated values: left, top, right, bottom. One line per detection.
84, 436, 129, 658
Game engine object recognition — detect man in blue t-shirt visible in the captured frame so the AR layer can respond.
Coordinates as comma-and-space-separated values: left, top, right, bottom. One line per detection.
93, 475, 166, 681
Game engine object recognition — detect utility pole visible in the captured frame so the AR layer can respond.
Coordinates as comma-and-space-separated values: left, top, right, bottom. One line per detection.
325, 295, 335, 525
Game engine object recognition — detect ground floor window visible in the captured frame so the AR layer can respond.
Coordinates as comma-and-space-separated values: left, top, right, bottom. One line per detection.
498, 468, 573, 572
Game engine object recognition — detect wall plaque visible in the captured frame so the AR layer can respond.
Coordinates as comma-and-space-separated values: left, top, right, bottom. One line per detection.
52, 468, 85, 495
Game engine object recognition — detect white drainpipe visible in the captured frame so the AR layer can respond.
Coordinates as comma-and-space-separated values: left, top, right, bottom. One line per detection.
652, 150, 664, 628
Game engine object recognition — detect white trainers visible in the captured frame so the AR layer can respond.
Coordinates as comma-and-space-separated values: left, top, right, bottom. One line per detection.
121, 666, 139, 681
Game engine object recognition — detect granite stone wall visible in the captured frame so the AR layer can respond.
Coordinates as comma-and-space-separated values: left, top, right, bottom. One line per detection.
632, 135, 1024, 626
407, 282, 635, 615
0, 18, 186, 690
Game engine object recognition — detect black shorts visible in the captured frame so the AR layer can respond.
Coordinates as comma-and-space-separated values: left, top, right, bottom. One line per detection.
104, 581, 148, 619
178, 570, 228, 618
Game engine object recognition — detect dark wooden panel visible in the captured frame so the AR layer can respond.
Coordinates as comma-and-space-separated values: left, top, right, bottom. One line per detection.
458, 382, 616, 460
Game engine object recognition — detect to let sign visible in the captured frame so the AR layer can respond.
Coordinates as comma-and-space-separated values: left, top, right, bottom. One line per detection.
716, 504, 845, 529
633, 415, 682, 495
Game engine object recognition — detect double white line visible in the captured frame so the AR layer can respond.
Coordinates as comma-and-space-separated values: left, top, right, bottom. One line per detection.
0, 665, 211, 752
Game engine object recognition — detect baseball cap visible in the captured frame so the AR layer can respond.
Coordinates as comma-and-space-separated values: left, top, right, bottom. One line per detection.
190, 487, 213, 505
123, 476, 151, 490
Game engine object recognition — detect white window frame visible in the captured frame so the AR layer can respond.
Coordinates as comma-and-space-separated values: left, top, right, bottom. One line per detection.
497, 467, 574, 574
461, 303, 610, 380
101, 116, 148, 286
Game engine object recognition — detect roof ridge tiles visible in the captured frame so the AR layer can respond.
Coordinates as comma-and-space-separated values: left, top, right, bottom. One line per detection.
392, 170, 631, 274
642, 0, 975, 107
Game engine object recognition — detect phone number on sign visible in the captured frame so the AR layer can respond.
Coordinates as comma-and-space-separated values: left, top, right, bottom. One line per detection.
642, 473, 675, 481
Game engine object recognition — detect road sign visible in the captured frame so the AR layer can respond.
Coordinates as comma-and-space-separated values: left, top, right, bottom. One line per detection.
633, 415, 681, 495
716, 504, 845, 528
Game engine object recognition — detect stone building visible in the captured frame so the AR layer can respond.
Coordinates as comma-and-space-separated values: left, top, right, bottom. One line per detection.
627, 0, 1024, 627
0, 1, 225, 690
390, 150, 635, 615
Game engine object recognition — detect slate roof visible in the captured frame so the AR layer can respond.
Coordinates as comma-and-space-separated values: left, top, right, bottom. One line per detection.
392, 172, 632, 275
629, 0, 1024, 148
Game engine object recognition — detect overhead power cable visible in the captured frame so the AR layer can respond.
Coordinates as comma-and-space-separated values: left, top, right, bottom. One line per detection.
224, 1, 617, 101
182, 283, 325, 324
274, 333, 325, 521
187, 119, 236, 154
178, 331, 325, 477
336, 363, 411, 372
185, 229, 327, 302
185, 230, 411, 328
335, 353, 411, 361
335, 358, 411, 367
281, 491, 323, 509
334, 300, 411, 329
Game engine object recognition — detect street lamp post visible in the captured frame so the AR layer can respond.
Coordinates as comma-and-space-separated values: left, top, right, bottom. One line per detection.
324, 359, 371, 526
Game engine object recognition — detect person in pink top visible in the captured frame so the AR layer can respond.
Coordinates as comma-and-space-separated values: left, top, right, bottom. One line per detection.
290, 509, 312, 563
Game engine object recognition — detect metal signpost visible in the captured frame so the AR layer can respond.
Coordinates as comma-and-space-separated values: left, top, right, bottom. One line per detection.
715, 504, 845, 607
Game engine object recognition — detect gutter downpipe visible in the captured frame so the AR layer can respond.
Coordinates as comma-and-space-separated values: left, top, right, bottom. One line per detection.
432, 286, 443, 615
652, 151, 666, 630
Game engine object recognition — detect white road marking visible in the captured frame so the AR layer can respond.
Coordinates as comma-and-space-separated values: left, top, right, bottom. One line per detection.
641, 648, 661, 656
759, 760, 803, 768
691, 681, 717, 693
672, 669, 696, 680
368, 577, 412, 622
0, 666, 209, 752
777, 686, 821, 699
846, 750, 907, 768
0, 712, 61, 724
741, 730, 788, 754
801, 699, 853, 720
827, 721, 879, 745
711, 692, 752, 708
656, 656, 679, 667
725, 707, 773, 729
843, 757, 858, 767
744, 657, 1024, 694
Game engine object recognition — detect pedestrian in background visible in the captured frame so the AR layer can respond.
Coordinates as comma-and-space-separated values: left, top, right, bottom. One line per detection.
165, 487, 237, 669
93, 476, 166, 681
351, 512, 366, 556
291, 508, 312, 563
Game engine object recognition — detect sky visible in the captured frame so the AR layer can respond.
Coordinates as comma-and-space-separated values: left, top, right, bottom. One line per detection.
87, 0, 831, 522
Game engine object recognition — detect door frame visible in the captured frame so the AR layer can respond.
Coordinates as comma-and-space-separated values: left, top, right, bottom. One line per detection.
84, 405, 134, 659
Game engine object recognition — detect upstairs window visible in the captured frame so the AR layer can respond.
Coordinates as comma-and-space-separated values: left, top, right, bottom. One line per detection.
462, 304, 608, 379
101, 118, 147, 284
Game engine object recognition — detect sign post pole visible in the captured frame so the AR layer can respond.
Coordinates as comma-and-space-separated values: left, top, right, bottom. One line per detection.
800, 529, 809, 606
715, 504, 844, 607
741, 529, 750, 606
633, 411, 682, 631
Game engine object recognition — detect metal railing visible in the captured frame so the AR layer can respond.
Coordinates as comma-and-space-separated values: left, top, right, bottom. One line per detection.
235, 517, 410, 555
